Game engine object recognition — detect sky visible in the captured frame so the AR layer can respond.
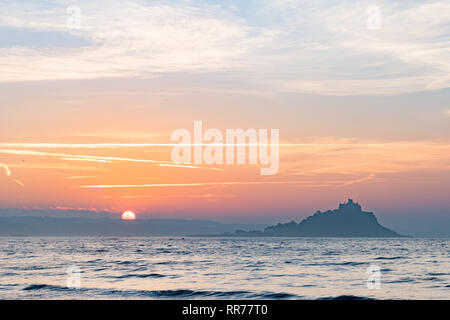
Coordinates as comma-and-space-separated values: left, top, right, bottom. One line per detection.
0, 0, 449, 232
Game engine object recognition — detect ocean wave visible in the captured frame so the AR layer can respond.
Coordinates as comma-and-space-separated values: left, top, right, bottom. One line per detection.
306, 261, 366, 267
131, 267, 147, 272
23, 284, 80, 291
317, 295, 375, 300
115, 273, 167, 279
254, 292, 297, 299
423, 277, 440, 281
86, 259, 102, 263
175, 250, 191, 255
4, 237, 448, 299
374, 256, 406, 260
386, 277, 415, 284
93, 268, 107, 272
338, 261, 366, 266
154, 261, 177, 265
21, 284, 297, 299
116, 261, 134, 265
323, 251, 340, 256
15, 265, 60, 271
140, 289, 298, 299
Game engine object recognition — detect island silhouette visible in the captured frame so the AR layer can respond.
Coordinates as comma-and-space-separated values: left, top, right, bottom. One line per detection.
218, 199, 404, 237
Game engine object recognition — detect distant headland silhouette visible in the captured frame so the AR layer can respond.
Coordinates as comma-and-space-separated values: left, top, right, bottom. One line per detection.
219, 199, 404, 237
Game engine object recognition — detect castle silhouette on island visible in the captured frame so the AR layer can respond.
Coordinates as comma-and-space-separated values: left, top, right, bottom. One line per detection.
221, 199, 403, 237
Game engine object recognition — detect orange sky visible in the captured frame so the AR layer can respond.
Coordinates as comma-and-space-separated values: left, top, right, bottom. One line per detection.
1, 136, 450, 221
0, 1, 450, 223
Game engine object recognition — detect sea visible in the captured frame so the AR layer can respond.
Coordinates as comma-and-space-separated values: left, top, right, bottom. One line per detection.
0, 237, 449, 299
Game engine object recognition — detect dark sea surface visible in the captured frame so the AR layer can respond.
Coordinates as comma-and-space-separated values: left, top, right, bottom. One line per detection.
0, 237, 449, 299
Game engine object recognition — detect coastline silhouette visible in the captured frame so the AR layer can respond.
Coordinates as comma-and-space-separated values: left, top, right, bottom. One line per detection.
0, 200, 404, 237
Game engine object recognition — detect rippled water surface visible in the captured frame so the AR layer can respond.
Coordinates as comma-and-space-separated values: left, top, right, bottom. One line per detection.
0, 237, 449, 299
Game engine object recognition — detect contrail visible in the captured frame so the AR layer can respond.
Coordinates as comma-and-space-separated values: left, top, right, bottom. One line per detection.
0, 163, 12, 176
0, 149, 222, 171
0, 163, 24, 186
79, 180, 319, 188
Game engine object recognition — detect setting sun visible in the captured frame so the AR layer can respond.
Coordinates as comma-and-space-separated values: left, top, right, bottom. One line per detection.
121, 211, 136, 220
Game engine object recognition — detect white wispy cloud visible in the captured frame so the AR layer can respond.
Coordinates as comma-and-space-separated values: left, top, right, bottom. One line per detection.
0, 0, 448, 95
261, 1, 450, 95
0, 0, 272, 81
